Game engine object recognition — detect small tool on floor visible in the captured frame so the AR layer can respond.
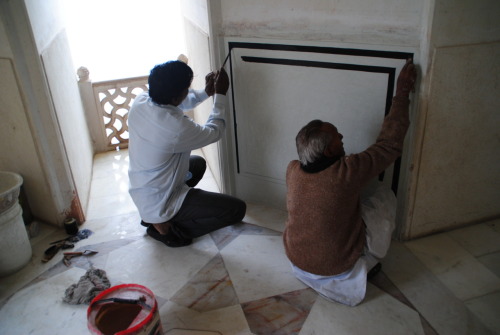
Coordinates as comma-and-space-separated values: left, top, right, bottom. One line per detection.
63, 250, 98, 266
42, 241, 74, 263
49, 229, 94, 245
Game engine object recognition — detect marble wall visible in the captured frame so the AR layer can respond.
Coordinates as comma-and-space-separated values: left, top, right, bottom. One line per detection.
0, 59, 54, 222
210, 0, 426, 233
0, 1, 65, 224
27, 0, 94, 220
210, 0, 500, 238
218, 0, 423, 47
407, 0, 500, 237
0, 0, 93, 225
40, 31, 93, 215
182, 0, 225, 192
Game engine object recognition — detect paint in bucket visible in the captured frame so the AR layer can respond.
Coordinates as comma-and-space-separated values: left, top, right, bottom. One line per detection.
87, 284, 163, 335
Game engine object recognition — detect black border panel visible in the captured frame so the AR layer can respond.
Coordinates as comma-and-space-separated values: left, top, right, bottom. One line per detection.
228, 42, 413, 194
228, 42, 413, 60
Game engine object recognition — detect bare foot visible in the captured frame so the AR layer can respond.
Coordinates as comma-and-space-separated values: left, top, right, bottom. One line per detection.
153, 222, 171, 235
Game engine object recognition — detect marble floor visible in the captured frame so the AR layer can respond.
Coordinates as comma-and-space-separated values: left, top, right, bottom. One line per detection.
0, 149, 499, 335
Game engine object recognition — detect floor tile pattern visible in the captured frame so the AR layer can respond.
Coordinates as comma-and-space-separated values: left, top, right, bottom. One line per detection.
241, 288, 317, 334
170, 254, 238, 312
0, 150, 498, 335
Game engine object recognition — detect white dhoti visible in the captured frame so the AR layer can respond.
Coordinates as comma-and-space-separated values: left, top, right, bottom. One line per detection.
291, 183, 397, 306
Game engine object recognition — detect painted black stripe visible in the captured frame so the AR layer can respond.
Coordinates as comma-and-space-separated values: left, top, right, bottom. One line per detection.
385, 69, 396, 116
229, 42, 412, 60
385, 69, 401, 195
239, 55, 399, 191
241, 56, 394, 74
392, 158, 402, 195
228, 49, 240, 173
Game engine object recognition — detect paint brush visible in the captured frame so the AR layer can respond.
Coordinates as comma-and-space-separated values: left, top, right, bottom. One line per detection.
222, 51, 231, 68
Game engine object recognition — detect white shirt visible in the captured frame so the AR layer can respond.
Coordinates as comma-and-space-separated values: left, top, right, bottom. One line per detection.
128, 89, 227, 223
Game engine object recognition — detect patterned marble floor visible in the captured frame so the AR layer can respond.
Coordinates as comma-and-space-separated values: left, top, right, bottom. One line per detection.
0, 149, 499, 335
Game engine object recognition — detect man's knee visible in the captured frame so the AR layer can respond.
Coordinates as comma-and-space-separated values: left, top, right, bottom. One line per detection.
233, 199, 246, 222
189, 155, 206, 173
223, 197, 246, 223
187, 156, 207, 187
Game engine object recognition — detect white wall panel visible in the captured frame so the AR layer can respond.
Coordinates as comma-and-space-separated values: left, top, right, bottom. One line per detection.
226, 40, 414, 208
411, 42, 500, 236
41, 31, 93, 214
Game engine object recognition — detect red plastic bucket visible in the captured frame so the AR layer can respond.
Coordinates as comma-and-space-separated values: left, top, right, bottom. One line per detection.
87, 284, 163, 335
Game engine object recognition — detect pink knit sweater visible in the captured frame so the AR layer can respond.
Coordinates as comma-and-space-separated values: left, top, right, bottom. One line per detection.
283, 96, 410, 276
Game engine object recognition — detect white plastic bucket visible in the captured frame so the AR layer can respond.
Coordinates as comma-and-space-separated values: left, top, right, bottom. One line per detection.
0, 171, 32, 276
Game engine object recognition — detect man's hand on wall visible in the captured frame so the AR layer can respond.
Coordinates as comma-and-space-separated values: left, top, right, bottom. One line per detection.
396, 59, 417, 97
205, 71, 216, 96
215, 68, 230, 95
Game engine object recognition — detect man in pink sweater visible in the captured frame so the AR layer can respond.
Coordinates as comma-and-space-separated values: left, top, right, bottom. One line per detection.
283, 59, 417, 306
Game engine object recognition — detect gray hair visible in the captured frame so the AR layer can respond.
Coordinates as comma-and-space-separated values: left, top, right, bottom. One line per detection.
295, 120, 333, 166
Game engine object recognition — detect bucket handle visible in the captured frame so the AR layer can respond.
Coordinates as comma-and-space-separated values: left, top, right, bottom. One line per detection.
90, 296, 152, 310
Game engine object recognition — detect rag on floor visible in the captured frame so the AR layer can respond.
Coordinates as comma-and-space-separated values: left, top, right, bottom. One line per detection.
63, 268, 111, 305
67, 229, 94, 243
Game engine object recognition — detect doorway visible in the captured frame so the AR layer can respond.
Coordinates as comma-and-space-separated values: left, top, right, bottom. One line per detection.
62, 0, 187, 81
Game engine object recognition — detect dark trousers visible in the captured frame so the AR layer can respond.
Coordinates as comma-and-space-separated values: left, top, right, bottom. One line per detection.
171, 155, 246, 238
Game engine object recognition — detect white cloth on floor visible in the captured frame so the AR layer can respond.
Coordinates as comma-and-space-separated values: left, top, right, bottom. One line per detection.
291, 183, 396, 306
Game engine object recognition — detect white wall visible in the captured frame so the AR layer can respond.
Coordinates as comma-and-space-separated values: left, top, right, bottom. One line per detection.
0, 1, 67, 224
0, 0, 93, 225
219, 0, 423, 47
406, 0, 500, 237
40, 31, 94, 215
210, 0, 425, 228
24, 0, 94, 220
0, 13, 13, 57
182, 0, 224, 191
24, 0, 66, 52
0, 38, 57, 223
